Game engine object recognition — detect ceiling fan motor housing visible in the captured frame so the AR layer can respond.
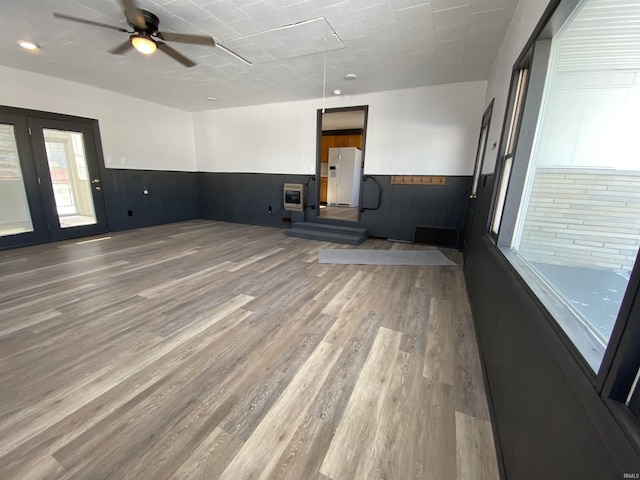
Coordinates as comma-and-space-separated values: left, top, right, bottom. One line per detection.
133, 10, 160, 34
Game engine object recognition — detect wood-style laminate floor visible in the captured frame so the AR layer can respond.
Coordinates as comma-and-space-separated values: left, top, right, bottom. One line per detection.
318, 206, 359, 222
0, 220, 499, 480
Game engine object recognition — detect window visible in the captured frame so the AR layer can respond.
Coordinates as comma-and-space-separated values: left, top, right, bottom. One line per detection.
503, 0, 640, 372
492, 0, 640, 440
470, 100, 493, 198
491, 68, 529, 236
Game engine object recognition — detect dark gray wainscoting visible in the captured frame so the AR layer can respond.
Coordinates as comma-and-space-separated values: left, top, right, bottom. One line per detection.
379, 176, 471, 242
463, 175, 640, 479
197, 172, 472, 243
197, 172, 313, 227
101, 169, 199, 231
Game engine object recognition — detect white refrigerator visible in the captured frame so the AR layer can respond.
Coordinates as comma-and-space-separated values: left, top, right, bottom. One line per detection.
327, 147, 362, 207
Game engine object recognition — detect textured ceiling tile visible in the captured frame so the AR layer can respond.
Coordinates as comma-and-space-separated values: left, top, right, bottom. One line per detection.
437, 61, 464, 81
364, 21, 404, 43
1, 0, 520, 110
350, 0, 390, 9
395, 3, 433, 28
436, 38, 466, 55
75, 0, 123, 18
239, 1, 293, 29
192, 15, 241, 40
227, 16, 267, 36
310, 0, 346, 7
271, 0, 311, 7
358, 2, 398, 27
467, 24, 502, 44
432, 0, 470, 12
208, 1, 250, 24
468, 8, 509, 30
432, 5, 470, 29
391, 0, 430, 9
464, 51, 495, 71
168, 2, 211, 23
224, 17, 344, 64
315, 2, 359, 26
334, 19, 370, 41
435, 23, 468, 43
277, 0, 321, 23
465, 37, 499, 55
469, 0, 512, 14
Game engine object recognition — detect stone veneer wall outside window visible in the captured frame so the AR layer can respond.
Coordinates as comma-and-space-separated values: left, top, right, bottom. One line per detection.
519, 167, 640, 274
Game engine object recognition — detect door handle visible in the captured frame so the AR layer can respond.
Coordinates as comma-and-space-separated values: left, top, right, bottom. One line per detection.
91, 179, 101, 184
95, 186, 102, 191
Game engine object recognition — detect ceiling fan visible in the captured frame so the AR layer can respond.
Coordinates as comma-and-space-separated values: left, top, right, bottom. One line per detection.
52, 0, 246, 67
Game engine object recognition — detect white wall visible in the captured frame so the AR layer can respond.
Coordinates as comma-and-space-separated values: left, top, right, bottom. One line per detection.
193, 81, 487, 176
2, 65, 487, 176
193, 98, 318, 175
482, 0, 552, 173
0, 66, 196, 172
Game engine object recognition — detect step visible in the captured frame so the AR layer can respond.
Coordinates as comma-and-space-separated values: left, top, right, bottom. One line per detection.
285, 222, 367, 245
288, 221, 367, 236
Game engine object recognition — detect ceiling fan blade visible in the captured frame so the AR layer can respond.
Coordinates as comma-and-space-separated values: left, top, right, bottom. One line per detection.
156, 31, 215, 46
109, 38, 133, 55
157, 42, 196, 67
120, 0, 146, 29
53, 12, 128, 32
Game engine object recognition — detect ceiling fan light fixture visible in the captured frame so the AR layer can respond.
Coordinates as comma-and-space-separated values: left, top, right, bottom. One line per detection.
131, 35, 157, 55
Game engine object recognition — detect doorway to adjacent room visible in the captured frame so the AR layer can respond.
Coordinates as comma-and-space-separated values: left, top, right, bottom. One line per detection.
315, 106, 368, 223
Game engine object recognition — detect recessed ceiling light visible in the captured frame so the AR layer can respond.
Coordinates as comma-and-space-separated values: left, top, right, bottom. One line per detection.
207, 96, 219, 101
344, 73, 358, 80
333, 89, 342, 95
18, 40, 39, 51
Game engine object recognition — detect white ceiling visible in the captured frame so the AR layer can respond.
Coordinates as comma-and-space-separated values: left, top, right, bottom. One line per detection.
0, 0, 519, 112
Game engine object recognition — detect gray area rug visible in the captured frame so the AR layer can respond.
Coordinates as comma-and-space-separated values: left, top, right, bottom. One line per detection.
318, 249, 456, 266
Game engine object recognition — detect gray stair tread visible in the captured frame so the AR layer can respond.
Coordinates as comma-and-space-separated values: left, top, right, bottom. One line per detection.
285, 229, 366, 245
289, 222, 367, 235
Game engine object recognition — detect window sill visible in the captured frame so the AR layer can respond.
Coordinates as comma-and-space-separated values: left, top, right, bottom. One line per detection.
497, 246, 605, 373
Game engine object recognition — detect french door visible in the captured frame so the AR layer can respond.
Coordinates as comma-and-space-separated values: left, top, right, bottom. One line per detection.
461, 99, 493, 256
0, 110, 108, 250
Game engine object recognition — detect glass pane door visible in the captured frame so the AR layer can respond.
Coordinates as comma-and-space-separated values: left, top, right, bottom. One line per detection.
0, 109, 108, 250
42, 129, 97, 228
0, 124, 34, 236
28, 117, 108, 243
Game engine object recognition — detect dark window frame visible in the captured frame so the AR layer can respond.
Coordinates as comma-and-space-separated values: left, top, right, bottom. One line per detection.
486, 0, 640, 453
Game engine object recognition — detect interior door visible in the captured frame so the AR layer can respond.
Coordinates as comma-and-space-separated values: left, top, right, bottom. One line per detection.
28, 118, 108, 241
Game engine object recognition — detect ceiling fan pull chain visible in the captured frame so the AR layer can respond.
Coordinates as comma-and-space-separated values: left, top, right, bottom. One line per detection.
322, 51, 327, 114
